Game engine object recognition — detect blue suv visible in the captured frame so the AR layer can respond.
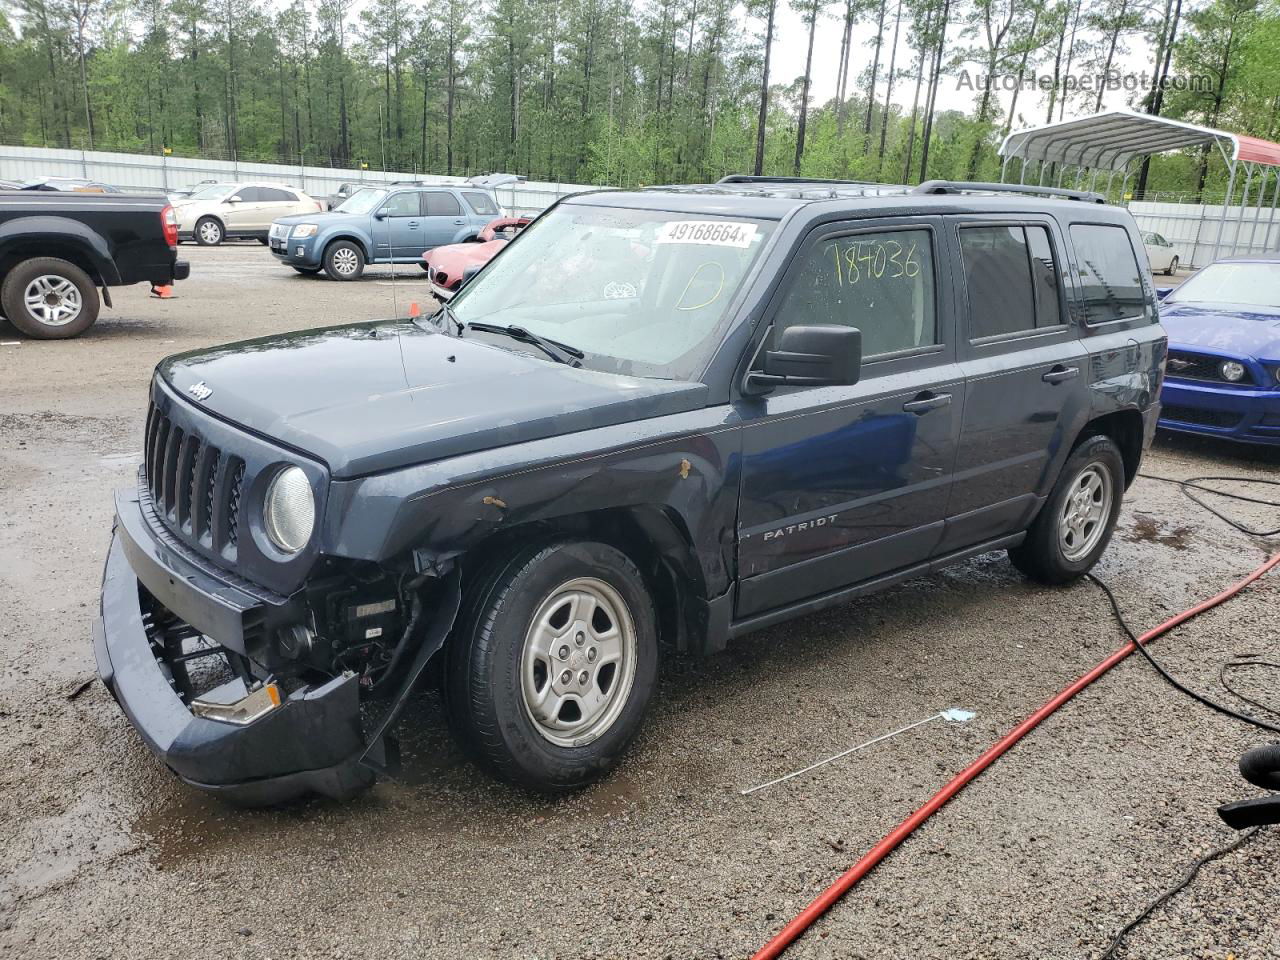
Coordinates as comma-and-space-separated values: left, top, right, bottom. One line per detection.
268, 182, 503, 280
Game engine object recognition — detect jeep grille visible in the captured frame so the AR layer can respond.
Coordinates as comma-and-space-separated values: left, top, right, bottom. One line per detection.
144, 399, 245, 557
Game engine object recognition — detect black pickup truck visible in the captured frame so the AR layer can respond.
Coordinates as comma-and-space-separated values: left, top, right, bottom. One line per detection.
0, 190, 189, 338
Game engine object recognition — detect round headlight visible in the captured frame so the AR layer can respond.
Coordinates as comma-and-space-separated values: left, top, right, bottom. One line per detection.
1220, 360, 1247, 382
264, 466, 315, 553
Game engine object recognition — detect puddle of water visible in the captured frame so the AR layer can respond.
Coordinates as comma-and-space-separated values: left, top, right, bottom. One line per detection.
1126, 513, 1192, 551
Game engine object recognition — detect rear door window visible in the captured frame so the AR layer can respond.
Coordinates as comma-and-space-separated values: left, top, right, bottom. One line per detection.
425, 191, 462, 217
959, 224, 1062, 339
259, 187, 296, 202
773, 227, 937, 358
1069, 224, 1147, 324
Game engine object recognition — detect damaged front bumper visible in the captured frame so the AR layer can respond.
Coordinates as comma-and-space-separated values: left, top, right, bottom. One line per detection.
93, 488, 376, 805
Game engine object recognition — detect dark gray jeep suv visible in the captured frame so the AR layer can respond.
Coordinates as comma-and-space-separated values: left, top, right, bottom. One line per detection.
93, 177, 1167, 804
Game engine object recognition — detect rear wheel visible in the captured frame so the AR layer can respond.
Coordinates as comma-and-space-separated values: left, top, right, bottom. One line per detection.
0, 257, 100, 339
446, 540, 658, 792
1166, 256, 1179, 276
323, 240, 364, 281
1009, 434, 1125, 584
195, 217, 224, 246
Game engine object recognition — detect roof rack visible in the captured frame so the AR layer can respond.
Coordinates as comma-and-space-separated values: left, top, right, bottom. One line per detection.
717, 174, 875, 186
911, 180, 1107, 204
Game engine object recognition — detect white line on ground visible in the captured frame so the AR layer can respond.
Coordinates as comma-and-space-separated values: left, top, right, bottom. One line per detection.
740, 707, 975, 796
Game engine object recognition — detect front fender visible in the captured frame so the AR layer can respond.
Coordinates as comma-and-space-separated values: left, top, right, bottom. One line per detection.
0, 216, 120, 284
322, 406, 743, 600
318, 228, 374, 260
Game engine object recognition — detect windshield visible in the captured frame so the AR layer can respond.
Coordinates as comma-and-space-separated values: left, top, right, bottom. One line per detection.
1167, 262, 1280, 309
449, 204, 775, 379
189, 184, 236, 201
335, 188, 388, 214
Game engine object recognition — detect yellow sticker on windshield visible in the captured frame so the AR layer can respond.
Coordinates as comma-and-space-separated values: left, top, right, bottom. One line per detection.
656, 221, 758, 248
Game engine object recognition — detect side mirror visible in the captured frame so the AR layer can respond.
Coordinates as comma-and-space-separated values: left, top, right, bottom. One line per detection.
374, 209, 389, 220
747, 325, 862, 391
227, 196, 242, 203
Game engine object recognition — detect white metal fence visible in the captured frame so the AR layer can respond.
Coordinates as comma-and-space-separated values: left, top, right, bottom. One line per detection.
5, 144, 1277, 267
0, 144, 598, 217
1128, 200, 1280, 269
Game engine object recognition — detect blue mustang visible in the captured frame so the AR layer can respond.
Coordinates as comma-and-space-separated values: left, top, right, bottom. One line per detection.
1157, 257, 1280, 444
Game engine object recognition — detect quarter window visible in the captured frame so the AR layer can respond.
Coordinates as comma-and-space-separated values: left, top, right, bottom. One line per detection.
463, 191, 500, 216
774, 228, 937, 358
959, 224, 1062, 339
1070, 224, 1147, 324
424, 191, 463, 217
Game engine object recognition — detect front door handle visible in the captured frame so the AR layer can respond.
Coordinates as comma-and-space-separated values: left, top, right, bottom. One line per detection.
453, 218, 466, 225
902, 392, 952, 414
1042, 365, 1080, 384
408, 220, 420, 228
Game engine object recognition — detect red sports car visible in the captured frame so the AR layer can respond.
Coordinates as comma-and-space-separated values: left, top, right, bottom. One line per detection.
423, 217, 531, 299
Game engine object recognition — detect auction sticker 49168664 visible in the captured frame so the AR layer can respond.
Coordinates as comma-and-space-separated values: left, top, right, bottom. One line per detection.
656, 220, 759, 248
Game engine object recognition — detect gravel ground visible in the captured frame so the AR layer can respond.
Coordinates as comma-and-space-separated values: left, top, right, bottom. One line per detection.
2, 245, 1278, 959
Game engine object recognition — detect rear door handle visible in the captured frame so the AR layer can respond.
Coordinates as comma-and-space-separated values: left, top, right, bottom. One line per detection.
408, 220, 420, 228
1042, 365, 1080, 384
902, 392, 952, 414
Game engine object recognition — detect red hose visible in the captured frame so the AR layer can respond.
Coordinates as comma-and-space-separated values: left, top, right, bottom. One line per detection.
751, 552, 1280, 960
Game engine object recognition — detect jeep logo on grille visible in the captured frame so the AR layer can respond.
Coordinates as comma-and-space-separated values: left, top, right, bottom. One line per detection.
188, 381, 212, 401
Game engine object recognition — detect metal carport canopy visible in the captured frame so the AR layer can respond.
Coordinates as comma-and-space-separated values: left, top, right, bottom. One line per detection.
998, 109, 1280, 173
998, 110, 1280, 264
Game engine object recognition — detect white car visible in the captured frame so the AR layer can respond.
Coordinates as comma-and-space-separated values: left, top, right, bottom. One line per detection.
1143, 231, 1180, 275
174, 182, 323, 245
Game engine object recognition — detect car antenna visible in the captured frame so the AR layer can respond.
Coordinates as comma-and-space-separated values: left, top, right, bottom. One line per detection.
379, 103, 400, 318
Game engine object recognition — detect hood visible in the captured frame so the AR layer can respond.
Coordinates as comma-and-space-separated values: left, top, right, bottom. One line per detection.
1160, 302, 1280, 360
157, 321, 708, 479
273, 210, 359, 227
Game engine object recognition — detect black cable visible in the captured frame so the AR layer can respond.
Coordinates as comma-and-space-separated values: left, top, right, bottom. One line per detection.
1137, 472, 1280, 537
1097, 827, 1262, 960
1087, 574, 1280, 734
1219, 658, 1280, 721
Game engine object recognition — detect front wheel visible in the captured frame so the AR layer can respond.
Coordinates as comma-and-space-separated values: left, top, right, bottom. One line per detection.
195, 217, 224, 246
1009, 434, 1125, 584
323, 240, 365, 281
0, 257, 100, 339
446, 541, 658, 792
1166, 256, 1179, 276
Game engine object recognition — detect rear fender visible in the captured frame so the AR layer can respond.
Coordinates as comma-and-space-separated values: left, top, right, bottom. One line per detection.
0, 216, 120, 284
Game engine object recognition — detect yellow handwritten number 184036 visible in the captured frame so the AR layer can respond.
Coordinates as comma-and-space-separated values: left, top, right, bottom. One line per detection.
828, 238, 921, 286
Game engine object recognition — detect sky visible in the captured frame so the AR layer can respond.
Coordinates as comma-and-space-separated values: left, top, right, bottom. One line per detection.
765, 3, 1160, 131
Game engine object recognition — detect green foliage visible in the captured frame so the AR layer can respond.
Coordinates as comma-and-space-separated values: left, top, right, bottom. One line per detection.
0, 0, 1277, 195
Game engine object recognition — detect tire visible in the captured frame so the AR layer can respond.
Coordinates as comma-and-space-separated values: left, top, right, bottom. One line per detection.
323, 240, 365, 281
257, 237, 269, 245
291, 265, 322, 275
0, 257, 100, 339
445, 540, 659, 792
1166, 256, 1179, 276
195, 217, 224, 246
1008, 434, 1125, 585
419, 262, 431, 271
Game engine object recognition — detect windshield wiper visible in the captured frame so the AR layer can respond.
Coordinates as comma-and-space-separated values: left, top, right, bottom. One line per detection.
465, 322, 584, 365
